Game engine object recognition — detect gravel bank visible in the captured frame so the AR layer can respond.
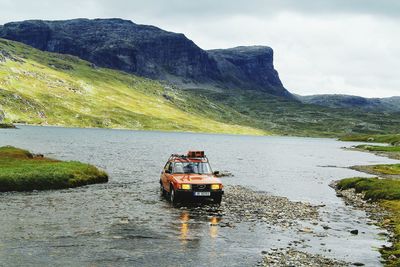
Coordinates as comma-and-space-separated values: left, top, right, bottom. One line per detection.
260, 248, 348, 267
179, 185, 319, 228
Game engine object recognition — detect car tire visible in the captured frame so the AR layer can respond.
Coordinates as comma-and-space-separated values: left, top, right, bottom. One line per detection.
160, 181, 166, 197
212, 195, 222, 205
170, 185, 179, 205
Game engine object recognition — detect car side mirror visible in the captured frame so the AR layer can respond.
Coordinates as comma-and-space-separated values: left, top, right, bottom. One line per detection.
165, 169, 171, 174
213, 171, 220, 176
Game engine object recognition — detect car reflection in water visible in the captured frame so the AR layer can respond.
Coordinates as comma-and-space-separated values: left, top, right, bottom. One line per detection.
179, 210, 222, 245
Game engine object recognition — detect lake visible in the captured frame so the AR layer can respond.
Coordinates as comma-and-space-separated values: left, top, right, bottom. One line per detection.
0, 126, 398, 266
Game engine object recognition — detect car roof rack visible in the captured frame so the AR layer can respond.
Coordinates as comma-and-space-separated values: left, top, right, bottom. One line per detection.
168, 151, 208, 162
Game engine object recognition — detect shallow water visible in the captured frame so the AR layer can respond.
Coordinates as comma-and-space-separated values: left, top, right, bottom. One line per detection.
0, 126, 398, 266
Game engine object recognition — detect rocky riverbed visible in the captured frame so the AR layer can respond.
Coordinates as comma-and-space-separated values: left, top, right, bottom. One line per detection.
177, 185, 356, 266
178, 185, 319, 228
260, 248, 348, 267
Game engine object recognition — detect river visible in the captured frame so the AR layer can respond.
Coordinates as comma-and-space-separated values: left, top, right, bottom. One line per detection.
0, 126, 398, 266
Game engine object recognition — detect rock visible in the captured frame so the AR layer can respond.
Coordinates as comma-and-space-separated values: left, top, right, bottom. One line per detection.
0, 19, 291, 98
352, 262, 365, 266
350, 229, 359, 235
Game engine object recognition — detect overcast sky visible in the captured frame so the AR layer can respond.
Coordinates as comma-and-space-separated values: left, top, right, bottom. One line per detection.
1, 0, 399, 97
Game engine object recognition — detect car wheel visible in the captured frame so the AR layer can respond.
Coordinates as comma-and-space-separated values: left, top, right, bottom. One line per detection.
160, 181, 166, 197
170, 185, 178, 205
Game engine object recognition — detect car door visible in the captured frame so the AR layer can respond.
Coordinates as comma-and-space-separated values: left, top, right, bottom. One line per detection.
162, 162, 173, 191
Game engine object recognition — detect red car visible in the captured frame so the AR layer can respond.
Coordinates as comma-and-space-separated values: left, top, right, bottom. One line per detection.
160, 151, 224, 205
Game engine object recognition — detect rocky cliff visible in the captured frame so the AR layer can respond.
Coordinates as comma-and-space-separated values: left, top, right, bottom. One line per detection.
0, 19, 291, 97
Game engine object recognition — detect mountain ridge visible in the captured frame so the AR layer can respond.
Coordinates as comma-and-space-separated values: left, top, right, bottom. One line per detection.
0, 18, 291, 97
297, 94, 400, 113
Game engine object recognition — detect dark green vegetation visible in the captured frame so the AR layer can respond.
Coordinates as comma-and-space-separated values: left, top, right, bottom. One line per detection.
298, 94, 400, 113
338, 177, 400, 201
0, 146, 108, 192
0, 123, 15, 128
338, 177, 400, 266
355, 145, 400, 153
186, 89, 400, 136
338, 140, 400, 266
340, 134, 400, 145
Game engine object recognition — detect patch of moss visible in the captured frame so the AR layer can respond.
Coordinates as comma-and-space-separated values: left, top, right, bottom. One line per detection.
0, 146, 108, 192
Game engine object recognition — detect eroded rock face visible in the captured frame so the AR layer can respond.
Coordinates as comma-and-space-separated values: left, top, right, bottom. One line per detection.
0, 19, 291, 97
208, 46, 288, 96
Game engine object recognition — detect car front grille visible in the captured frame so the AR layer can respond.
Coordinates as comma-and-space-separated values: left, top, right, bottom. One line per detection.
192, 184, 210, 191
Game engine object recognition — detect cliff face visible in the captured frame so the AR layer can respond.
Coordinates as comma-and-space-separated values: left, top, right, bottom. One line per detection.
0, 19, 291, 97
208, 46, 288, 96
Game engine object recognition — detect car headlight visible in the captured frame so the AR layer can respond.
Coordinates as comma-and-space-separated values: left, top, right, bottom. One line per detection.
211, 184, 220, 190
181, 184, 191, 190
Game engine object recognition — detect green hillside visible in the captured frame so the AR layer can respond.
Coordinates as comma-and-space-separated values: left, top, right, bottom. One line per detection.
0, 38, 399, 137
0, 38, 265, 135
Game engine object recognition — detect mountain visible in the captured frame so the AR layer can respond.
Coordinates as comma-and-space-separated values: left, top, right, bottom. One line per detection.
0, 19, 290, 97
0, 38, 264, 135
1, 38, 400, 136
297, 94, 400, 113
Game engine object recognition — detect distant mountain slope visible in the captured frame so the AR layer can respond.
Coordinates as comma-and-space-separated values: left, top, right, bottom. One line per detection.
297, 94, 400, 112
0, 19, 290, 97
1, 38, 399, 137
0, 38, 265, 135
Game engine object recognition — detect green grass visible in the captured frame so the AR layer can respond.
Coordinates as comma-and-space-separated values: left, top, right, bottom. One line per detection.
337, 177, 400, 200
0, 146, 108, 192
0, 38, 265, 136
340, 134, 400, 145
337, 177, 400, 266
355, 145, 400, 152
1, 37, 399, 136
187, 89, 400, 137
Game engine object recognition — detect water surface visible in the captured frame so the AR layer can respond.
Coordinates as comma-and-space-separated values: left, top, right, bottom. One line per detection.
0, 126, 398, 266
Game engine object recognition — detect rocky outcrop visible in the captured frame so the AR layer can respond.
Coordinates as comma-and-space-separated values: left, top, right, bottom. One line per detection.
0, 19, 291, 97
208, 46, 289, 96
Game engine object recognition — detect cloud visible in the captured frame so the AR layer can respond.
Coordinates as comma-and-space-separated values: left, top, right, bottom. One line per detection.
0, 0, 399, 97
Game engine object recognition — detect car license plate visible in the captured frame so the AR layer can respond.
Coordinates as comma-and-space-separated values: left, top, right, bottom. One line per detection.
194, 191, 211, 197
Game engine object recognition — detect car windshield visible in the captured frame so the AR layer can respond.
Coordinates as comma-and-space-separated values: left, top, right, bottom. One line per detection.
173, 162, 212, 174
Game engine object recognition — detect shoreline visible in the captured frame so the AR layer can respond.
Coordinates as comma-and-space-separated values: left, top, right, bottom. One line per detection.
335, 144, 400, 266
0, 146, 108, 192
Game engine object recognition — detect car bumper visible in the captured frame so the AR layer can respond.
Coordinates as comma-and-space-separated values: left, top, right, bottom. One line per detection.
175, 190, 224, 199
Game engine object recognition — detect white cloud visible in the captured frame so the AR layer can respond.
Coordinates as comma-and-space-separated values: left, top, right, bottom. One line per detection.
0, 0, 399, 97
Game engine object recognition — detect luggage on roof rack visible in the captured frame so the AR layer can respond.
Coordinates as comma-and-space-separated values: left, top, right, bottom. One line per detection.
187, 151, 205, 158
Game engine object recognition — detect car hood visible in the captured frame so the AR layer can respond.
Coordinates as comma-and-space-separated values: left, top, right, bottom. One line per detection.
172, 174, 222, 184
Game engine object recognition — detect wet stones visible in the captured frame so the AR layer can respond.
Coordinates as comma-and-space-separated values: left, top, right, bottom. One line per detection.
220, 185, 319, 228
260, 248, 348, 267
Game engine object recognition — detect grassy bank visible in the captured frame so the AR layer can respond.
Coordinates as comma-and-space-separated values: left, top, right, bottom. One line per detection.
337, 135, 400, 265
0, 146, 108, 192
340, 134, 400, 146
337, 177, 400, 266
0, 123, 15, 128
